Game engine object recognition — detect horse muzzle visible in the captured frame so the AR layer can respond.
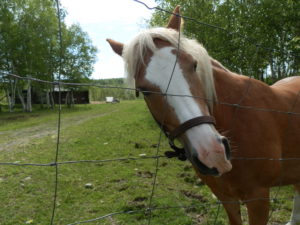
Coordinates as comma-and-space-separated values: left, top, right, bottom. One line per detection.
190, 137, 232, 176
160, 115, 232, 176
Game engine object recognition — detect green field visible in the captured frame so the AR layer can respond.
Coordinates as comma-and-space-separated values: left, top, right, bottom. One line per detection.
0, 100, 295, 224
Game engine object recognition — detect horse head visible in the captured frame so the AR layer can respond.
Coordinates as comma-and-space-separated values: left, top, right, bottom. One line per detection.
107, 6, 232, 176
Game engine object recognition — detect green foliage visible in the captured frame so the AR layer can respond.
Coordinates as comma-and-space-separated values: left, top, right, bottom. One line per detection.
0, 0, 97, 111
60, 24, 97, 83
150, 0, 300, 82
0, 0, 97, 81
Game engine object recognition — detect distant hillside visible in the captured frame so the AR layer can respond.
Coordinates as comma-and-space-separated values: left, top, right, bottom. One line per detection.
91, 78, 124, 86
89, 78, 136, 101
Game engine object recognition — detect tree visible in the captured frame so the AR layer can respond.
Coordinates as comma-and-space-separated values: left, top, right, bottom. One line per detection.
0, 0, 59, 111
0, 0, 97, 111
60, 24, 97, 83
150, 0, 300, 82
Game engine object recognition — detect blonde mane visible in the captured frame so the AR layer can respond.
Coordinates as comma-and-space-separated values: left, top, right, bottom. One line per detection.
122, 27, 216, 109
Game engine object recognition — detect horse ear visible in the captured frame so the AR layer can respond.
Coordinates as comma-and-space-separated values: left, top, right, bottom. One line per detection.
106, 39, 124, 56
166, 5, 182, 31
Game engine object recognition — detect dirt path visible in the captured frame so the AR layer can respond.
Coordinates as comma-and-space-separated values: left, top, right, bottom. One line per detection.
0, 110, 118, 151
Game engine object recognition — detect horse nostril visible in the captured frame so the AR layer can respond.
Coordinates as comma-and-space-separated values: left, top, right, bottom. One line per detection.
221, 137, 231, 160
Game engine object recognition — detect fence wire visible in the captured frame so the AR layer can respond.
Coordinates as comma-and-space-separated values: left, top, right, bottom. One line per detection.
0, 0, 300, 224
2, 72, 300, 117
49, 0, 63, 224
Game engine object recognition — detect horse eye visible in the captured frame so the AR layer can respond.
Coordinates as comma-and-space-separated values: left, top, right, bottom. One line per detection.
193, 61, 197, 72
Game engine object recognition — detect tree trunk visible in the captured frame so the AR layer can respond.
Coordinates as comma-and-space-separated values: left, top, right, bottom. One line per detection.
65, 91, 69, 106
269, 58, 276, 80
50, 88, 55, 109
5, 88, 13, 112
17, 87, 26, 111
65, 91, 73, 108
39, 91, 44, 109
8, 78, 17, 110
70, 90, 75, 106
46, 90, 51, 108
26, 76, 32, 112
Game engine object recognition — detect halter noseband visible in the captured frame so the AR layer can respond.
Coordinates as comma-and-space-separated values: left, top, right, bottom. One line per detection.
168, 116, 216, 141
159, 116, 216, 161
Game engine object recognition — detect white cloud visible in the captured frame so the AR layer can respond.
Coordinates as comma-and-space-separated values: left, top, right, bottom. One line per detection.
60, 0, 157, 79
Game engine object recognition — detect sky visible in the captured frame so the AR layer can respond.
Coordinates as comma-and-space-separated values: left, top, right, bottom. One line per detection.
60, 0, 157, 80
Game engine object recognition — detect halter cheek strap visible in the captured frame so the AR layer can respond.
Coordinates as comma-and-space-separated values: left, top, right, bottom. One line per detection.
157, 116, 216, 161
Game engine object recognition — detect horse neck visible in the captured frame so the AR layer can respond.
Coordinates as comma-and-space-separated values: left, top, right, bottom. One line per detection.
212, 67, 252, 128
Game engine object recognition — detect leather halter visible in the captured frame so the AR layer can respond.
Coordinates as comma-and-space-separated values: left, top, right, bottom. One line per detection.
157, 116, 216, 161
169, 116, 216, 141
136, 90, 216, 161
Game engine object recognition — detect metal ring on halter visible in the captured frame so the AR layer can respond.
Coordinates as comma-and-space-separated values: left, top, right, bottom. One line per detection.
164, 116, 216, 161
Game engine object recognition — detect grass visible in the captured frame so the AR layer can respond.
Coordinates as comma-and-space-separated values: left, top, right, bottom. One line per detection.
0, 100, 295, 224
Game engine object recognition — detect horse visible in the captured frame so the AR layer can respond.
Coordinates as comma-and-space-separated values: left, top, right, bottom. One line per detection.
107, 6, 300, 225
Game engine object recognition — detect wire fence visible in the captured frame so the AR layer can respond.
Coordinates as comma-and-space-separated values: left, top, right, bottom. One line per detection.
1, 0, 300, 224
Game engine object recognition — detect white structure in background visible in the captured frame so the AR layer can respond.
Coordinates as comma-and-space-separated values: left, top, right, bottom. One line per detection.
105, 96, 114, 103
